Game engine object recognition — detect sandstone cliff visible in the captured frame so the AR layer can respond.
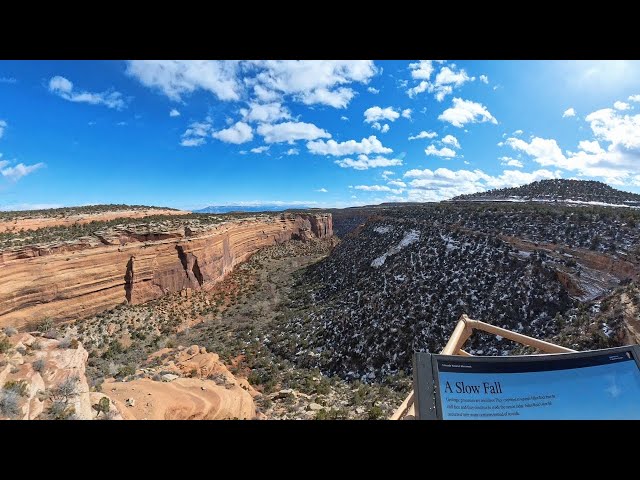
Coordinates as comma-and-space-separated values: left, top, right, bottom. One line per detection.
0, 213, 332, 329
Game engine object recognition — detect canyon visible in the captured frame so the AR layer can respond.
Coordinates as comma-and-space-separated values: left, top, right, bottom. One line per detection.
0, 212, 332, 329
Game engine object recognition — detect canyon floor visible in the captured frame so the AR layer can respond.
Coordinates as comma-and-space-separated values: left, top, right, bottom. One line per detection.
51, 238, 409, 419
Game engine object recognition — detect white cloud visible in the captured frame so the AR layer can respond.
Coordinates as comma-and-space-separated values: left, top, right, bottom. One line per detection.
0, 120, 6, 138
403, 167, 559, 201
212, 121, 253, 144
1, 162, 45, 181
614, 101, 630, 111
258, 121, 330, 144
364, 106, 400, 123
512, 129, 524, 136
503, 107, 640, 183
562, 107, 576, 118
48, 75, 126, 110
340, 116, 349, 121
439, 97, 497, 128
371, 122, 390, 133
240, 102, 290, 123
381, 170, 394, 179
126, 60, 241, 102
499, 156, 524, 168
408, 130, 437, 140
408, 62, 473, 101
409, 60, 434, 80
285, 148, 299, 155
425, 145, 457, 157
335, 155, 403, 170
250, 60, 377, 108
88, 121, 96, 126
0, 77, 17, 84
388, 180, 407, 188
367, 87, 380, 94
354, 184, 404, 194
316, 188, 328, 193
629, 94, 640, 103
0, 203, 63, 211
180, 121, 212, 147
479, 75, 489, 84
307, 135, 392, 156
169, 108, 180, 117
401, 108, 412, 119
578, 140, 604, 154
441, 134, 460, 149
180, 138, 207, 147
116, 121, 127, 126
250, 145, 269, 154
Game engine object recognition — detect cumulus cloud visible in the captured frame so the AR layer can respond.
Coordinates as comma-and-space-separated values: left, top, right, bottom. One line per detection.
629, 94, 640, 103
371, 122, 390, 133
614, 101, 630, 111
403, 167, 559, 201
212, 121, 253, 144
439, 97, 497, 128
1, 162, 45, 181
441, 134, 460, 149
169, 108, 180, 117
0, 119, 6, 138
479, 75, 489, 84
240, 102, 290, 123
340, 116, 349, 121
408, 130, 437, 140
126, 60, 241, 102
316, 187, 328, 193
307, 135, 392, 156
425, 145, 457, 157
285, 148, 299, 155
180, 121, 212, 147
364, 106, 400, 123
367, 87, 380, 94
0, 77, 17, 84
503, 105, 640, 183
258, 121, 331, 144
401, 108, 412, 119
499, 156, 524, 168
250, 145, 269, 154
388, 180, 407, 188
335, 155, 403, 170
249, 60, 377, 109
512, 129, 524, 136
562, 107, 576, 118
408, 62, 474, 101
381, 170, 394, 179
48, 75, 126, 110
354, 184, 404, 194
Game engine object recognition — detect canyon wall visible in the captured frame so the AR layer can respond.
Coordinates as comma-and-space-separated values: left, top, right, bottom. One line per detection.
0, 213, 332, 329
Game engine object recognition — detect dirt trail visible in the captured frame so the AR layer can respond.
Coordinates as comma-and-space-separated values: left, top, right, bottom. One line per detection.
620, 293, 640, 345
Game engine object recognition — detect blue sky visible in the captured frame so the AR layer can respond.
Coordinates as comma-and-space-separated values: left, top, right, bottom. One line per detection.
1, 60, 640, 211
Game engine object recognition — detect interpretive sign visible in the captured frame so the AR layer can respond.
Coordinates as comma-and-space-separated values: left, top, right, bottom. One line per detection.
413, 346, 640, 420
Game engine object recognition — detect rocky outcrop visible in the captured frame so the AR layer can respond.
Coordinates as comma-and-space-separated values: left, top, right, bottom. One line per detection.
0, 332, 121, 420
102, 344, 259, 420
0, 213, 332, 329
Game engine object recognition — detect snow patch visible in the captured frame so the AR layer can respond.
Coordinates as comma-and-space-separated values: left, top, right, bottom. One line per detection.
374, 226, 392, 234
371, 230, 420, 268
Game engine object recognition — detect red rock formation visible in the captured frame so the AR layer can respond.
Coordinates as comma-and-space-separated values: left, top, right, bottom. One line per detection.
0, 213, 332, 329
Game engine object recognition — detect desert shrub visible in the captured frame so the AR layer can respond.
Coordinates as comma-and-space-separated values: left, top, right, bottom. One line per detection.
35, 318, 54, 333
117, 364, 136, 378
367, 405, 384, 420
0, 390, 21, 418
32, 359, 46, 373
0, 336, 11, 354
50, 375, 79, 402
3, 327, 18, 337
3, 380, 28, 397
30, 340, 42, 350
43, 329, 59, 340
58, 337, 78, 349
48, 400, 76, 420
69, 339, 79, 349
92, 396, 110, 418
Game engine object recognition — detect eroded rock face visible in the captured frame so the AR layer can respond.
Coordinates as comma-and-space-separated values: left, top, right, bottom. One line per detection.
0, 333, 120, 420
0, 213, 332, 329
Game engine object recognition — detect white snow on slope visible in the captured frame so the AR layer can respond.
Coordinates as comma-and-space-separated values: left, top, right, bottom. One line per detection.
374, 226, 392, 234
371, 229, 420, 268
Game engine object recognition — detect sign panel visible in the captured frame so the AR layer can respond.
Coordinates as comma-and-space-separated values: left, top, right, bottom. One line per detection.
413, 346, 640, 420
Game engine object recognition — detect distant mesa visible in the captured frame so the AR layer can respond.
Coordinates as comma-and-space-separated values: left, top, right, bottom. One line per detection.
450, 179, 640, 207
196, 204, 314, 214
